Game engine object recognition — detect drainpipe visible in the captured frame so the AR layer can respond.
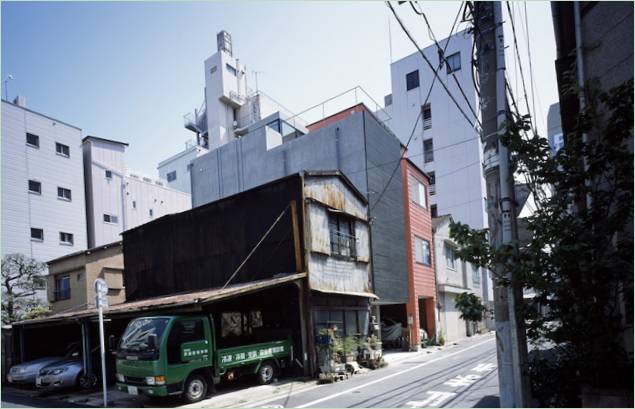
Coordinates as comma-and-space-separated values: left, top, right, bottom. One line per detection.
574, 2, 592, 210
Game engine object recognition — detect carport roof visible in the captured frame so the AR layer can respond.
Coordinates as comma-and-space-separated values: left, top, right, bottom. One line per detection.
15, 273, 307, 326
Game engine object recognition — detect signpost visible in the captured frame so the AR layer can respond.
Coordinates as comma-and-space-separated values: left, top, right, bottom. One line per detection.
95, 278, 109, 408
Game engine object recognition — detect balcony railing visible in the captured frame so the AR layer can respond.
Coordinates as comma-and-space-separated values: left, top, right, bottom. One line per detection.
330, 231, 357, 259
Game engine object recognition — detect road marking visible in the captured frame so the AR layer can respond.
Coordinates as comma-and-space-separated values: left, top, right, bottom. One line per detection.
404, 391, 457, 407
471, 363, 496, 373
294, 336, 495, 408
443, 374, 481, 387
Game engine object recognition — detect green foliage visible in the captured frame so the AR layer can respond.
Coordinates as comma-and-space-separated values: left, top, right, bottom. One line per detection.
22, 305, 51, 321
454, 292, 487, 323
2, 254, 47, 325
437, 331, 445, 346
449, 79, 634, 392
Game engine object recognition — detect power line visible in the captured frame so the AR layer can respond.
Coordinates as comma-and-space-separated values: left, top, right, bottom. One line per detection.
371, 2, 466, 212
522, 2, 542, 133
409, 1, 482, 128
505, 1, 535, 132
386, 1, 481, 133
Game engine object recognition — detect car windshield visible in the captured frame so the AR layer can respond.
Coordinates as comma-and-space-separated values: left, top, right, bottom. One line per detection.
119, 317, 169, 351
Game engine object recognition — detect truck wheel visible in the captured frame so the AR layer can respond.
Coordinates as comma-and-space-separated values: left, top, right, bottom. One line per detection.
257, 361, 276, 385
183, 374, 208, 403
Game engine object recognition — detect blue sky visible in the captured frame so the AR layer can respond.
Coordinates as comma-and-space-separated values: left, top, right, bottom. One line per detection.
2, 1, 558, 177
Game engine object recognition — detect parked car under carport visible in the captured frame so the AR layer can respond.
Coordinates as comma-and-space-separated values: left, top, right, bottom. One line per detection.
7, 343, 80, 386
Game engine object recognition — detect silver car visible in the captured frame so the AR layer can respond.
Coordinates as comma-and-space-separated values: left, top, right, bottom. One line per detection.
36, 357, 84, 389
7, 343, 80, 385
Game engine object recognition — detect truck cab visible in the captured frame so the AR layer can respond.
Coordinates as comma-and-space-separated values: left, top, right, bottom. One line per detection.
115, 314, 291, 403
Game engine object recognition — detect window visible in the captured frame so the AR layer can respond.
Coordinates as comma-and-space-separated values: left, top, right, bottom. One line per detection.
28, 180, 41, 194
166, 319, 206, 363
149, 209, 154, 217
226, 63, 237, 76
328, 213, 356, 258
57, 187, 72, 201
406, 70, 420, 91
210, 65, 217, 75
415, 236, 432, 266
411, 178, 427, 209
103, 214, 118, 224
54, 275, 71, 301
428, 171, 436, 195
384, 94, 393, 106
422, 103, 432, 130
472, 264, 481, 286
59, 232, 74, 245
26, 133, 39, 148
423, 139, 434, 163
167, 171, 177, 182
445, 244, 456, 270
221, 312, 243, 338
431, 204, 438, 218
132, 201, 136, 209
55, 142, 70, 157
105, 170, 112, 179
30, 228, 44, 241
446, 52, 461, 74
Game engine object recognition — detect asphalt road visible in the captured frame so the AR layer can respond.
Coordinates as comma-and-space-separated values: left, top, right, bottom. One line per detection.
244, 334, 499, 408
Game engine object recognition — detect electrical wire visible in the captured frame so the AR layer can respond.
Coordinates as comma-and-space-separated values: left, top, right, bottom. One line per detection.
386, 1, 481, 133
371, 2, 466, 212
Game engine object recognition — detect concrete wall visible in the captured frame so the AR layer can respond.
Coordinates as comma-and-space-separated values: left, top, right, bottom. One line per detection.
383, 29, 488, 231
191, 109, 409, 304
1, 100, 87, 302
124, 174, 191, 228
157, 144, 208, 194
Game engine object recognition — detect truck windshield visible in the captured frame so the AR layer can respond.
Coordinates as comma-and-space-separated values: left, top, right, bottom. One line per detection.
120, 317, 169, 351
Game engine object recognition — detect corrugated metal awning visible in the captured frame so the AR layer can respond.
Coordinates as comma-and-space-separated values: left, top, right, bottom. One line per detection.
15, 273, 307, 326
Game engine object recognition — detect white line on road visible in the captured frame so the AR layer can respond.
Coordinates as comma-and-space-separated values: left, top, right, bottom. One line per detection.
294, 336, 495, 408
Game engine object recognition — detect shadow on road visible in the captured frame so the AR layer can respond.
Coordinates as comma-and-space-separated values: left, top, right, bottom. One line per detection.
472, 395, 500, 407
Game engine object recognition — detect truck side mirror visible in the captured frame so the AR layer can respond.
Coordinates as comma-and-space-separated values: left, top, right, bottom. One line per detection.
147, 334, 158, 350
108, 335, 117, 351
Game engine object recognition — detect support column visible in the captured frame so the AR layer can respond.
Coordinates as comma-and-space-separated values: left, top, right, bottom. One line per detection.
80, 318, 93, 377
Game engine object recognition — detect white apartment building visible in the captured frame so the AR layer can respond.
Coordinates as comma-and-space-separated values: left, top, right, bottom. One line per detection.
83, 136, 191, 248
1, 98, 88, 301
382, 30, 493, 304
158, 30, 305, 192
433, 215, 485, 342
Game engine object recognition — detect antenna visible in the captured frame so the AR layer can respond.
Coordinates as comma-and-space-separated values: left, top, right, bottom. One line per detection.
3, 74, 14, 101
252, 70, 264, 93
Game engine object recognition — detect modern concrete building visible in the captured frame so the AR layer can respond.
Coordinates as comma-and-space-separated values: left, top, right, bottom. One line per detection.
1, 98, 88, 301
158, 30, 306, 194
82, 136, 191, 248
47, 241, 124, 314
381, 29, 492, 306
432, 215, 484, 343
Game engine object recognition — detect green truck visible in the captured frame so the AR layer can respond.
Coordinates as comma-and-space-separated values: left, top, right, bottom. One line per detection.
114, 315, 293, 403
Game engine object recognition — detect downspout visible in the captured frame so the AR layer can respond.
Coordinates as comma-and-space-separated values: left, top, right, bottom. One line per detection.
574, 2, 592, 210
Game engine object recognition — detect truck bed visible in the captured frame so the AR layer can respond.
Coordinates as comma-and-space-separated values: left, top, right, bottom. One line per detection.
217, 339, 291, 371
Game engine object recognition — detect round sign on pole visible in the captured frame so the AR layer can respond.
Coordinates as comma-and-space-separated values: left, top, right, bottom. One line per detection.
95, 278, 108, 296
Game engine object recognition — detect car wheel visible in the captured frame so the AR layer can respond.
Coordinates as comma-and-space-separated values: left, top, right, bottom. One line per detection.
257, 361, 276, 385
183, 374, 208, 403
79, 372, 97, 389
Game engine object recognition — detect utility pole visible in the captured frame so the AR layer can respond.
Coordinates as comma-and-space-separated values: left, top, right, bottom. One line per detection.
473, 2, 530, 407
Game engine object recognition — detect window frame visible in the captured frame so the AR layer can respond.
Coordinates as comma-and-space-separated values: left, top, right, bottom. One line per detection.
57, 187, 72, 201
423, 139, 434, 163
422, 103, 432, 130
105, 170, 113, 179
59, 232, 74, 246
55, 142, 70, 158
28, 180, 42, 195
406, 70, 420, 91
445, 243, 457, 270
54, 275, 71, 301
328, 212, 357, 259
30, 227, 44, 242
103, 214, 119, 224
26, 133, 40, 148
411, 178, 427, 209
414, 236, 432, 266
166, 171, 177, 182
446, 52, 461, 74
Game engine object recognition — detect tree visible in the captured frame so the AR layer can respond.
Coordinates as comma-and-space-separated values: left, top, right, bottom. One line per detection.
454, 292, 487, 324
449, 79, 633, 404
1, 254, 48, 325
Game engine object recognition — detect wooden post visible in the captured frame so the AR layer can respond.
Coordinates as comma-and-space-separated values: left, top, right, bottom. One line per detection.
290, 200, 302, 274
